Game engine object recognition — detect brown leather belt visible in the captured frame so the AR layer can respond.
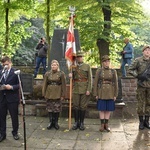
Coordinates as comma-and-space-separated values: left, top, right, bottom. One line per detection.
102, 81, 112, 84
74, 79, 88, 82
47, 82, 61, 85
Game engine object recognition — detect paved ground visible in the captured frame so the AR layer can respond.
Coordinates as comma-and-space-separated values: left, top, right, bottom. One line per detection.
0, 115, 150, 150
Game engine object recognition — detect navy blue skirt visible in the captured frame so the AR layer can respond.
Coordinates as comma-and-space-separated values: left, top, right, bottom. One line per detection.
97, 99, 115, 111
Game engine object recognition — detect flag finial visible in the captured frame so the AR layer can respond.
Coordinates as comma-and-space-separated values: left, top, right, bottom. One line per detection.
69, 6, 75, 15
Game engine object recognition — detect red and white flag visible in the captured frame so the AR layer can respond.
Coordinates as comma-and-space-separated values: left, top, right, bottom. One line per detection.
65, 15, 76, 68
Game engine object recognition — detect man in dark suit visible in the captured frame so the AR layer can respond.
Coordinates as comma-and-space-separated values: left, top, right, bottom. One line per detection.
0, 56, 20, 142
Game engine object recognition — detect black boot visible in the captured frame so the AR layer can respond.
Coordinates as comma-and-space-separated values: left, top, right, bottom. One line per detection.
72, 109, 80, 130
144, 116, 150, 129
47, 112, 53, 130
79, 110, 85, 131
53, 112, 60, 130
139, 116, 144, 130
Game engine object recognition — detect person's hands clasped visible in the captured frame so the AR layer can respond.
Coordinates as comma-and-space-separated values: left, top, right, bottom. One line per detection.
4, 84, 13, 90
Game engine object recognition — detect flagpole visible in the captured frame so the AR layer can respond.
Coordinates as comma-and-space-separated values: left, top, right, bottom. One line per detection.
65, 6, 76, 130
68, 6, 76, 130
68, 66, 72, 130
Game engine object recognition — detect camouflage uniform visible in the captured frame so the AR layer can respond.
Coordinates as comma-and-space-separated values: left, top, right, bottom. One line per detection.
129, 50, 150, 129
42, 70, 66, 130
72, 52, 92, 130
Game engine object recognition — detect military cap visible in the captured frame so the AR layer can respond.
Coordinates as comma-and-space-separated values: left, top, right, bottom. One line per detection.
101, 55, 110, 62
76, 51, 84, 57
142, 45, 150, 52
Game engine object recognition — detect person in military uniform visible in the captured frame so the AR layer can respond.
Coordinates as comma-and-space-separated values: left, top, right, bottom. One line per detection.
69, 51, 92, 130
93, 55, 118, 132
128, 45, 150, 130
42, 60, 66, 130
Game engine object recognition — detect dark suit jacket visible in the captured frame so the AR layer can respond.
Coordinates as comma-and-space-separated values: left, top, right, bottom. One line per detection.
0, 68, 20, 103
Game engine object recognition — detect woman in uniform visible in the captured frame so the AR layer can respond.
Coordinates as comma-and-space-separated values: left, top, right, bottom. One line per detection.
42, 60, 66, 130
94, 55, 118, 132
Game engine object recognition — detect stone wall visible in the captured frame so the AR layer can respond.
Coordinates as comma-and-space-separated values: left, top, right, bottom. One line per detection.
121, 77, 137, 102
32, 77, 138, 102
17, 66, 138, 118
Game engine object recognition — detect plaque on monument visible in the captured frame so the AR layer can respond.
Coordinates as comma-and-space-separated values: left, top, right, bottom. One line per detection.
21, 73, 33, 94
50, 29, 81, 81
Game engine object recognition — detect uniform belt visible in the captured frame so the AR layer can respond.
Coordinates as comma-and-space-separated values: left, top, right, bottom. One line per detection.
74, 79, 88, 82
102, 81, 112, 84
47, 82, 61, 85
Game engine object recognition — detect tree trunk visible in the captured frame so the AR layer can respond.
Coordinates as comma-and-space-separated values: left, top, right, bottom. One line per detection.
97, 1, 111, 63
46, 0, 51, 68
4, 0, 10, 54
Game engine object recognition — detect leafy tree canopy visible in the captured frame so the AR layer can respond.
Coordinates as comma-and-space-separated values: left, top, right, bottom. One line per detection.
0, 0, 150, 68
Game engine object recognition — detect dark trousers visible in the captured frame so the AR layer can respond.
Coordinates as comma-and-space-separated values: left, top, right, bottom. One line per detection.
0, 97, 19, 136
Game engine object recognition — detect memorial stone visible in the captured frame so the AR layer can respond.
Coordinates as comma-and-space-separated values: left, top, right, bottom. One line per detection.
50, 29, 81, 82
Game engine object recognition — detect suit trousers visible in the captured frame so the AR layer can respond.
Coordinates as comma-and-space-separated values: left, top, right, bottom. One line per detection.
0, 96, 19, 136
121, 58, 132, 77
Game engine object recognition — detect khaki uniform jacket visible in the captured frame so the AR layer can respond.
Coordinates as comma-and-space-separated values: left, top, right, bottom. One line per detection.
42, 70, 66, 99
128, 56, 150, 88
93, 68, 118, 99
72, 63, 92, 94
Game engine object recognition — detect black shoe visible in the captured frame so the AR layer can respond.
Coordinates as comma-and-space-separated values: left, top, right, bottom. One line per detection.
0, 135, 6, 142
144, 121, 150, 129
72, 122, 79, 130
47, 122, 53, 130
79, 123, 85, 131
13, 134, 19, 140
139, 122, 144, 130
54, 122, 59, 130
144, 116, 150, 129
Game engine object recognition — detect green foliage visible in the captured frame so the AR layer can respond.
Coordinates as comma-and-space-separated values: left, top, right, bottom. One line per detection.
0, 0, 150, 68
0, 0, 37, 56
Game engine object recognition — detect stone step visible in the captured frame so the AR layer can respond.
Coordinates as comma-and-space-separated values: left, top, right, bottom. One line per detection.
23, 100, 125, 118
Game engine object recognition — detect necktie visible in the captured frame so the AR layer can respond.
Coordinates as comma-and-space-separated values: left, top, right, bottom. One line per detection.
5, 70, 9, 81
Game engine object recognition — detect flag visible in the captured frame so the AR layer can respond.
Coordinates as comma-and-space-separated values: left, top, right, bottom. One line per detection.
65, 15, 76, 68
